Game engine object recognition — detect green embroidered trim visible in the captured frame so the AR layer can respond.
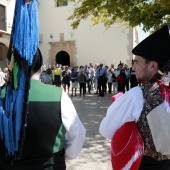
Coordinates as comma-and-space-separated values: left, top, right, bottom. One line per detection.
53, 124, 66, 153
13, 61, 19, 90
0, 86, 6, 99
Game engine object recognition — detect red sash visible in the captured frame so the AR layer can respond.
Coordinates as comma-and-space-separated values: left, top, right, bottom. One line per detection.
111, 122, 144, 170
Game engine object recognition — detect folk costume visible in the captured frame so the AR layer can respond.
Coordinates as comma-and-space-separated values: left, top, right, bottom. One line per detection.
0, 76, 86, 169
0, 0, 85, 169
99, 25, 170, 170
0, 0, 39, 162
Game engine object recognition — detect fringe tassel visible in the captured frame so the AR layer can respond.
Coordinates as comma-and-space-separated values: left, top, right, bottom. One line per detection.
0, 0, 39, 160
0, 98, 4, 139
13, 70, 26, 151
0, 70, 26, 156
12, 0, 39, 66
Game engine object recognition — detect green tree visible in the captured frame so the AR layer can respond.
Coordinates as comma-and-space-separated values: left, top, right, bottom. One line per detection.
67, 0, 170, 32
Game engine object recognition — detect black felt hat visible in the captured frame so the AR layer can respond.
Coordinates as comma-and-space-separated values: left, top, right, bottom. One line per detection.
132, 25, 170, 72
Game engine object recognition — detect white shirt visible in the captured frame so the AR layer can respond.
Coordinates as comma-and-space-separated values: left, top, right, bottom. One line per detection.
99, 86, 143, 139
125, 69, 130, 79
114, 69, 120, 77
89, 67, 95, 77
61, 90, 86, 159
0, 72, 5, 87
107, 72, 112, 83
168, 71, 170, 79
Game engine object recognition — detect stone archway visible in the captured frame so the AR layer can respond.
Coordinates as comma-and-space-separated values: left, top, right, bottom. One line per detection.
56, 51, 70, 66
49, 33, 77, 67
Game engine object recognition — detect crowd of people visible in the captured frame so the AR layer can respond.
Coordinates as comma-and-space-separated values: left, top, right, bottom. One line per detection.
39, 61, 139, 97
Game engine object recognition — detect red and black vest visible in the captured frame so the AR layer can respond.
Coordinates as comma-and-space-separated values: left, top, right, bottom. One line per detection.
137, 81, 168, 161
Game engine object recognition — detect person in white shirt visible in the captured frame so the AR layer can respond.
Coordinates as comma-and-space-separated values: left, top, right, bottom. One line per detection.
0, 68, 5, 87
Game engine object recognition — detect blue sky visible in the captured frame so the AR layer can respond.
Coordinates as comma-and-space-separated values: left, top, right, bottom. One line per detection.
138, 25, 150, 42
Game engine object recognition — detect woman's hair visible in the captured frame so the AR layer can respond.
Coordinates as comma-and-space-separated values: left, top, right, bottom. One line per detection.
46, 68, 52, 75
31, 48, 43, 74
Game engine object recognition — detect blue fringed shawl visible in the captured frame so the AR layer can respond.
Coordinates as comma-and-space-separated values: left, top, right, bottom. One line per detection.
0, 0, 39, 158
12, 0, 39, 66
0, 70, 25, 155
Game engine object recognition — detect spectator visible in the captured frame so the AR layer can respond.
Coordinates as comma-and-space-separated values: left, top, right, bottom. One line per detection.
71, 66, 79, 97
96, 63, 107, 97
124, 64, 130, 91
41, 68, 53, 85
107, 68, 113, 94
130, 60, 138, 88
78, 66, 86, 97
112, 68, 118, 94
52, 64, 62, 87
117, 69, 126, 93
62, 66, 71, 94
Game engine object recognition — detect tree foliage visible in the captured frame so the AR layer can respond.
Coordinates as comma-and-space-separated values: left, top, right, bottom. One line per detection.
67, 0, 170, 32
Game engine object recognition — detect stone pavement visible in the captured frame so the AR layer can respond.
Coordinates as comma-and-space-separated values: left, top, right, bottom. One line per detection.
66, 91, 113, 170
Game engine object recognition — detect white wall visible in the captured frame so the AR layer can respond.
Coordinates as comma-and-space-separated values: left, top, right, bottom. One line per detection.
7, 0, 15, 33
74, 21, 133, 66
0, 0, 15, 34
0, 0, 135, 68
32, 1, 134, 68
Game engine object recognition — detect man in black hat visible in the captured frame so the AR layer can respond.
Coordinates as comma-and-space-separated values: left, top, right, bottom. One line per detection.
99, 25, 170, 170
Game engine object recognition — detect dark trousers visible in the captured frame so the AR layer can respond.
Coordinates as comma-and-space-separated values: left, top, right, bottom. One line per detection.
104, 80, 107, 94
98, 77, 105, 96
79, 83, 86, 95
139, 156, 170, 170
87, 80, 92, 93
125, 78, 129, 91
0, 150, 66, 170
108, 82, 112, 94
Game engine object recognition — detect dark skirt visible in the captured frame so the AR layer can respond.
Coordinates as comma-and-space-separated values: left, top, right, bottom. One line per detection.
62, 76, 70, 85
0, 150, 66, 170
139, 156, 170, 170
53, 75, 61, 86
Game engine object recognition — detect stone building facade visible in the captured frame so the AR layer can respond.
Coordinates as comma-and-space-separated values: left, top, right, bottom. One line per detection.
0, 0, 139, 69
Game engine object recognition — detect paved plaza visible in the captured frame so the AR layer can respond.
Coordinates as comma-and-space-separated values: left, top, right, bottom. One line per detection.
66, 91, 113, 170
